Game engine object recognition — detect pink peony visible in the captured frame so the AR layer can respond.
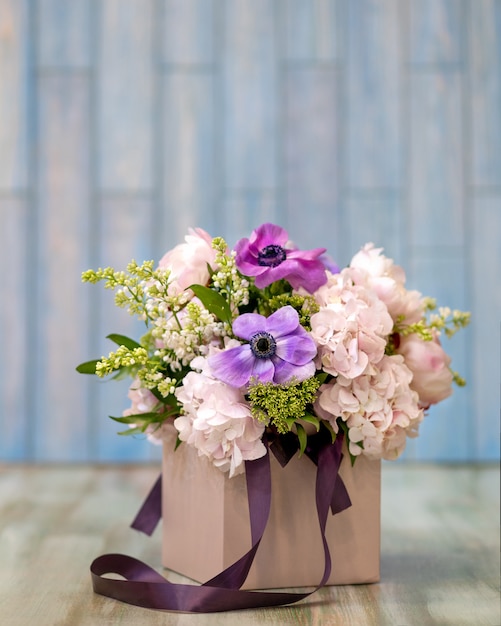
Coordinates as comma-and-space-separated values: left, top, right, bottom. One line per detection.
158, 228, 218, 295
397, 333, 453, 408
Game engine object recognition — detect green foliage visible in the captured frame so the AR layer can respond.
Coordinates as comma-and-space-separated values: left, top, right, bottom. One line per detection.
248, 376, 322, 434
188, 284, 232, 325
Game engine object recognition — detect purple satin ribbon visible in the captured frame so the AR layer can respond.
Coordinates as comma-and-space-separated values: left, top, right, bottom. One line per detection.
90, 435, 351, 613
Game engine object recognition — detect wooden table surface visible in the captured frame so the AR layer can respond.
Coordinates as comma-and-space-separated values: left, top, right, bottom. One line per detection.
0, 462, 499, 626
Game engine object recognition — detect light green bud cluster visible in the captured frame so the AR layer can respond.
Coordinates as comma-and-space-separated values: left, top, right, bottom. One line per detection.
397, 304, 471, 342
248, 376, 321, 434
82, 261, 174, 323
267, 293, 319, 330
95, 346, 149, 377
211, 238, 250, 311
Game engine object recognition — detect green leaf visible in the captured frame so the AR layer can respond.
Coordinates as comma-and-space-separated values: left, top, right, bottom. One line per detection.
188, 284, 232, 324
296, 422, 307, 457
117, 426, 144, 436
109, 412, 166, 425
76, 359, 99, 374
300, 413, 321, 431
106, 333, 142, 350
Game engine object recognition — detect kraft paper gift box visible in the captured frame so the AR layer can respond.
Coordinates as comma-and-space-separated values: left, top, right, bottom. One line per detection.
161, 440, 380, 589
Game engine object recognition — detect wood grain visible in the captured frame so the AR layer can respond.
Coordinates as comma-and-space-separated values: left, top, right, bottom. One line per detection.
97, 0, 154, 192
35, 74, 91, 461
282, 0, 342, 62
0, 0, 499, 463
37, 0, 91, 68
0, 463, 498, 625
409, 71, 464, 247
0, 0, 29, 190
0, 197, 29, 459
408, 0, 463, 65
284, 66, 340, 252
346, 0, 403, 189
469, 0, 501, 186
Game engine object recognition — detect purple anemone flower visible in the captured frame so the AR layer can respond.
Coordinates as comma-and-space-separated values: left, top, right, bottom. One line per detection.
208, 306, 317, 388
234, 223, 328, 293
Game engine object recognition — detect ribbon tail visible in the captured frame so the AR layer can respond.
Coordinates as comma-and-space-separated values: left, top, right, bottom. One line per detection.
203, 440, 271, 589
130, 473, 162, 536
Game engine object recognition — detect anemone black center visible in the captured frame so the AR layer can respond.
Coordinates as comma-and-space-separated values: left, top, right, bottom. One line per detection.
250, 331, 277, 359
257, 244, 287, 267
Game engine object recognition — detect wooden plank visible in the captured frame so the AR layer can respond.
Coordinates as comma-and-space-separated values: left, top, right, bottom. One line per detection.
93, 195, 160, 462
222, 190, 278, 247
469, 0, 501, 187
282, 0, 342, 62
471, 193, 501, 461
161, 0, 214, 64
403, 254, 471, 462
347, 0, 402, 189
408, 0, 463, 65
97, 0, 154, 191
35, 75, 91, 461
0, 197, 29, 459
408, 72, 464, 247
37, 0, 91, 68
343, 193, 403, 268
284, 67, 340, 252
223, 0, 277, 189
0, 464, 499, 624
0, 0, 29, 190
160, 73, 216, 252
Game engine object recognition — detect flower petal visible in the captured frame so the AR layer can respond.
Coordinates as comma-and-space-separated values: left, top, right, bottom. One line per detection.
264, 306, 300, 337
252, 223, 288, 248
233, 312, 268, 340
250, 357, 275, 383
208, 345, 255, 387
273, 358, 316, 384
275, 332, 317, 365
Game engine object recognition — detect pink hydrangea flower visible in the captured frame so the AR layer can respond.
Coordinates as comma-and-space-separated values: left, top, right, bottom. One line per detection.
315, 355, 423, 460
310, 269, 393, 378
234, 223, 328, 293
158, 228, 218, 295
174, 355, 266, 477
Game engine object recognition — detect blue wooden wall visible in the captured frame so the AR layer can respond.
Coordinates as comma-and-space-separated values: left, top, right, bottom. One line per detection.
0, 0, 499, 463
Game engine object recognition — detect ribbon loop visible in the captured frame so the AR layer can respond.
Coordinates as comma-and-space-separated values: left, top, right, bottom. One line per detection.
90, 434, 350, 612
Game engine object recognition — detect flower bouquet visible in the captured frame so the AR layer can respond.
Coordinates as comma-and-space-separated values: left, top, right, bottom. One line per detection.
79, 223, 469, 612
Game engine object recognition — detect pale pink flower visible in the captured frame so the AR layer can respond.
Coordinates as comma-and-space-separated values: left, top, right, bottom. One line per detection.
397, 333, 453, 408
158, 228, 218, 295
123, 379, 158, 416
174, 355, 266, 477
310, 269, 393, 378
349, 243, 424, 324
123, 379, 166, 445
315, 355, 424, 460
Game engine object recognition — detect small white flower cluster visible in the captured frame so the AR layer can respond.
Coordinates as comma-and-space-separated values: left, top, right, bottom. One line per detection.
211, 241, 250, 311
152, 301, 228, 371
